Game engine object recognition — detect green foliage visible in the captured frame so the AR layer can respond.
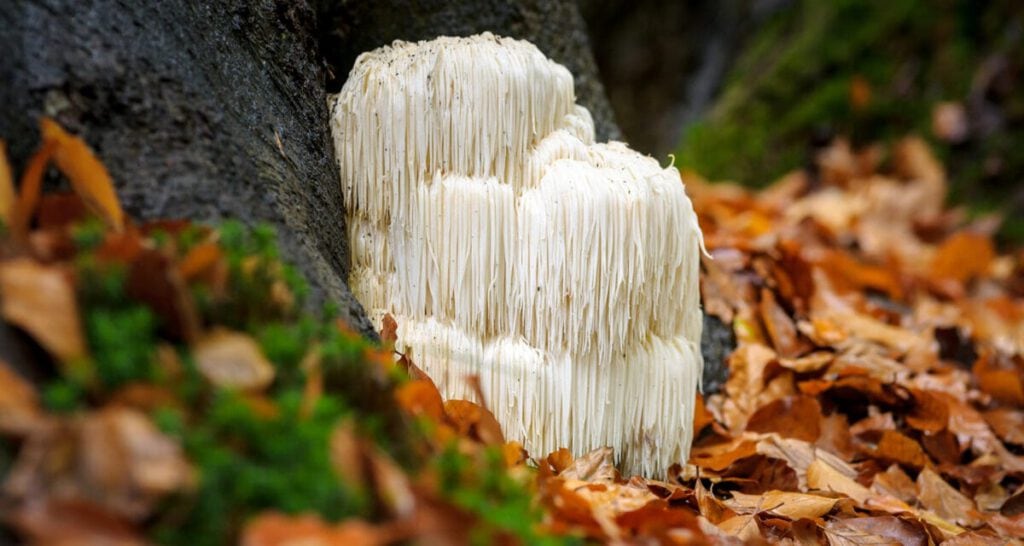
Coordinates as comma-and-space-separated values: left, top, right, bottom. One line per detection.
154, 391, 366, 546
49, 222, 401, 545
676, 0, 1024, 241
434, 446, 580, 546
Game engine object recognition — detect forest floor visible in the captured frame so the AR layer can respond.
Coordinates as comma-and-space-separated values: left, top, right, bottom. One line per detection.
1, 121, 1023, 544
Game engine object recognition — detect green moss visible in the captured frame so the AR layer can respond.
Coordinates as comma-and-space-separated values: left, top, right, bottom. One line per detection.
434, 446, 580, 546
676, 0, 1024, 241
154, 390, 367, 546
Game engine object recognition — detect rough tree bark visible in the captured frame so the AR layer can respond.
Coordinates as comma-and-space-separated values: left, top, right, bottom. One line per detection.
0, 0, 730, 390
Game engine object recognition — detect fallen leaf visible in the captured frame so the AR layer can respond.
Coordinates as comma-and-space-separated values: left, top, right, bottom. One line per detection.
868, 430, 930, 470
806, 459, 872, 504
745, 395, 822, 442
40, 118, 124, 231
0, 258, 86, 361
905, 388, 949, 433
242, 513, 385, 546
560, 447, 616, 482
726, 490, 840, 519
443, 400, 504, 446
0, 141, 14, 224
127, 248, 201, 343
380, 313, 398, 345
0, 359, 42, 435
547, 448, 574, 474
983, 408, 1024, 445
193, 328, 275, 392
5, 499, 146, 546
825, 516, 928, 546
917, 467, 982, 527
871, 464, 918, 503
760, 288, 811, 358
8, 140, 56, 240
394, 379, 444, 421
329, 419, 365, 493
4, 408, 192, 521
177, 241, 224, 281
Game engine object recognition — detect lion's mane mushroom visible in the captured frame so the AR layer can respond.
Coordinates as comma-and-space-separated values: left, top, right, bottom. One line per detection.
329, 33, 704, 476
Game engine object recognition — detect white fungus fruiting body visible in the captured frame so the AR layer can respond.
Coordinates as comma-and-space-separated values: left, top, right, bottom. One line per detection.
329, 33, 704, 476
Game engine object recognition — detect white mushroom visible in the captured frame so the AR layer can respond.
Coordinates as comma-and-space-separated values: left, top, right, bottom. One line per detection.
329, 32, 704, 476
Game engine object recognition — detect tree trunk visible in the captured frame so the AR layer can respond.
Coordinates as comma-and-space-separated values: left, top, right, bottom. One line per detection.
1, 0, 730, 390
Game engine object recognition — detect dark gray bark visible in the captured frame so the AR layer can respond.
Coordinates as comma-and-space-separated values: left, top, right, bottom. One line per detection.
0, 0, 373, 336
1, 0, 730, 390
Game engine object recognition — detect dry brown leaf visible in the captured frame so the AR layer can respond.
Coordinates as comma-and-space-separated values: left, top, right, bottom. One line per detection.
380, 313, 398, 345
0, 257, 86, 361
5, 499, 146, 546
193, 328, 275, 392
0, 140, 14, 224
716, 514, 762, 542
560, 447, 616, 482
930, 232, 995, 286
760, 288, 811, 358
367, 447, 416, 518
4, 408, 192, 521
242, 513, 386, 546
443, 400, 504, 446
8, 140, 56, 240
917, 467, 983, 527
871, 464, 918, 503
40, 118, 125, 231
547, 448, 574, 474
177, 241, 224, 281
806, 459, 872, 504
869, 430, 930, 470
128, 248, 201, 343
395, 379, 444, 421
778, 351, 834, 373
983, 408, 1024, 445
745, 395, 822, 442
825, 516, 929, 546
726, 490, 840, 519
502, 441, 528, 467
614, 498, 701, 539
906, 388, 949, 433
0, 360, 43, 435
329, 419, 365, 492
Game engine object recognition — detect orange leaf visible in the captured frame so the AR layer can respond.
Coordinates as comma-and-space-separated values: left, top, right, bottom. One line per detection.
870, 430, 929, 470
0, 360, 43, 435
502, 441, 528, 467
177, 241, 224, 280
929, 232, 995, 286
380, 313, 398, 345
0, 258, 86, 361
443, 399, 505, 446
0, 140, 14, 224
40, 117, 125, 231
9, 140, 56, 240
394, 379, 444, 421
242, 513, 385, 546
745, 395, 823, 442
547, 448, 574, 474
905, 389, 949, 433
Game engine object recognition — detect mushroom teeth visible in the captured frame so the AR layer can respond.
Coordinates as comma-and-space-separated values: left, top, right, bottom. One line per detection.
330, 32, 704, 477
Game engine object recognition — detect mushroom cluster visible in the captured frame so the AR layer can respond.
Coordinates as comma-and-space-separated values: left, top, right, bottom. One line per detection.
329, 33, 704, 476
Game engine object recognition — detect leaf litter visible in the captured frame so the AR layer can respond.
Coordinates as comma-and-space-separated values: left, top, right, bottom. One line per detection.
0, 121, 1022, 544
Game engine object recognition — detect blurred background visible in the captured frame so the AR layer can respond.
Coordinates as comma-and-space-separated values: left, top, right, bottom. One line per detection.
580, 0, 1024, 242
